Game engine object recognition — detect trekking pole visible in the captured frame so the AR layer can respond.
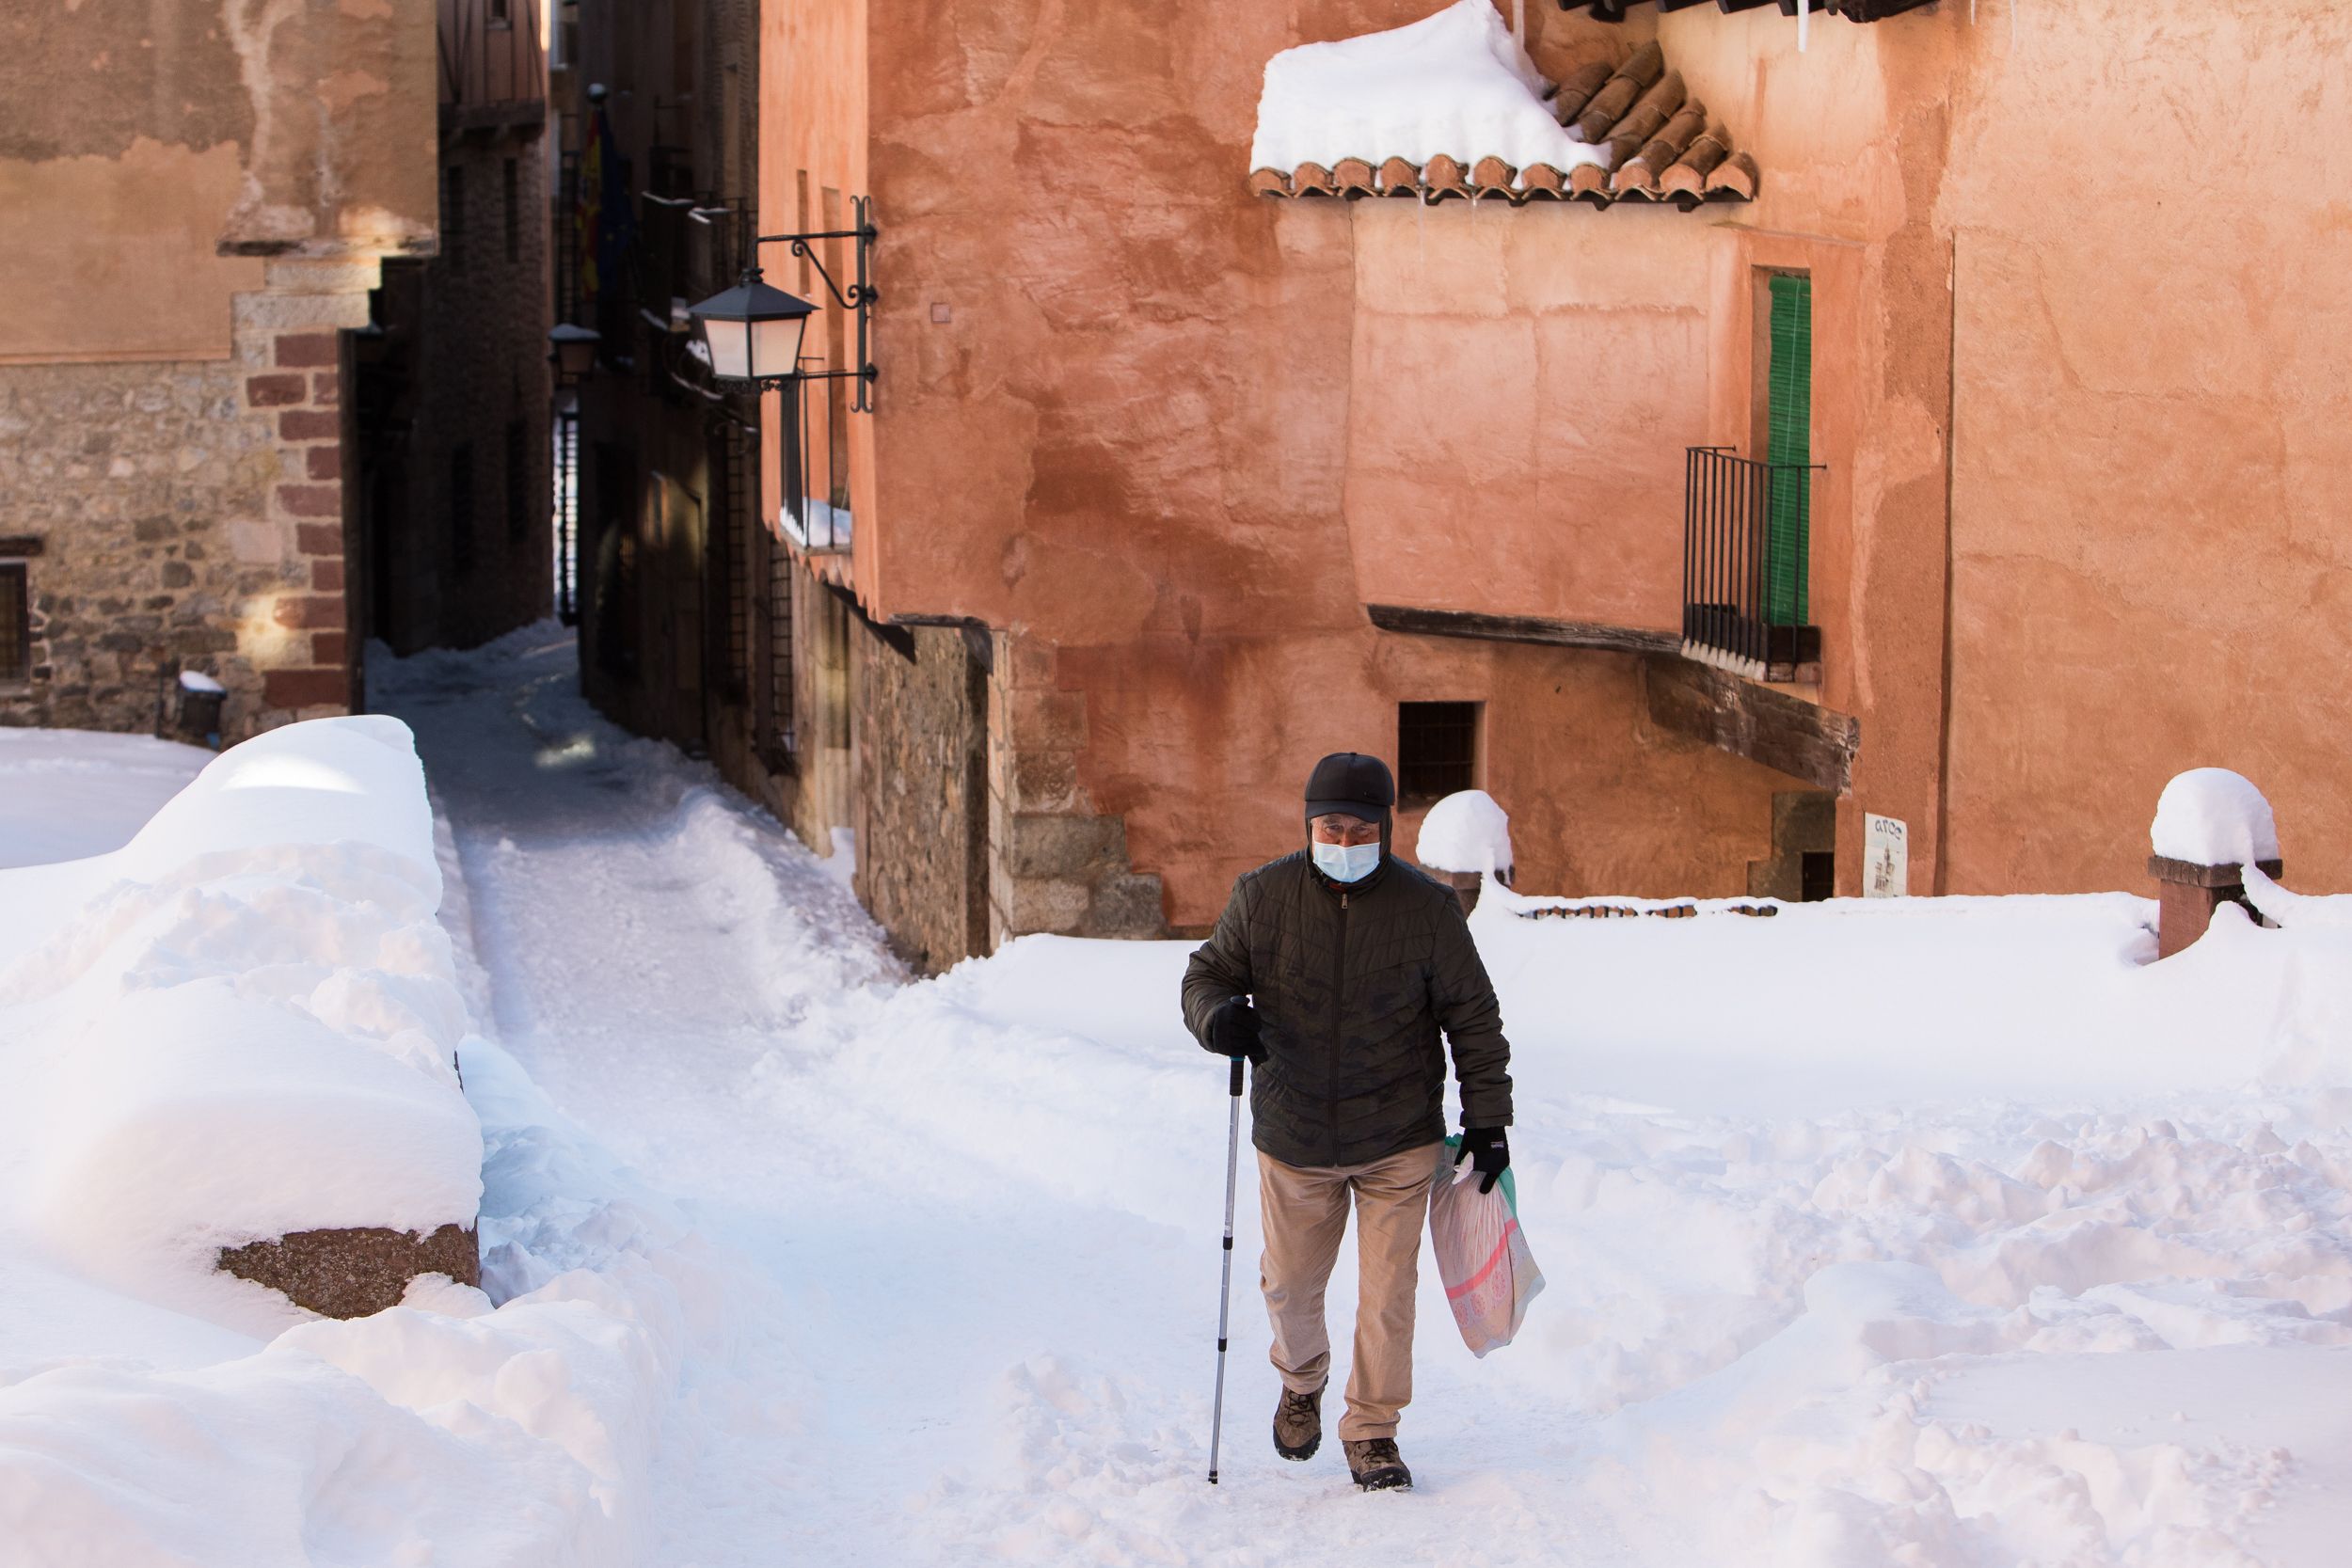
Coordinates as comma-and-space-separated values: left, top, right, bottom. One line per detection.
1207, 1053, 1245, 1484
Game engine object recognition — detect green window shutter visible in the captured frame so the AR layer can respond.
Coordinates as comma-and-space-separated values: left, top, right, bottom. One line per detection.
1764, 275, 1812, 626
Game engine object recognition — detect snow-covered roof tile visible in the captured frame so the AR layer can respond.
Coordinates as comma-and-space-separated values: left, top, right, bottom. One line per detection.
1247, 3, 1759, 211
1567, 0, 1937, 20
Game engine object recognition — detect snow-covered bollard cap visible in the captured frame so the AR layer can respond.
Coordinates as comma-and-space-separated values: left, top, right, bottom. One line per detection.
1415, 789, 1513, 877
2147, 768, 2280, 961
2149, 768, 2279, 872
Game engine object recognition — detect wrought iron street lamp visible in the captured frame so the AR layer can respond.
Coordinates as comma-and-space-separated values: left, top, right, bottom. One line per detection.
547, 323, 601, 384
684, 195, 878, 411
689, 269, 814, 387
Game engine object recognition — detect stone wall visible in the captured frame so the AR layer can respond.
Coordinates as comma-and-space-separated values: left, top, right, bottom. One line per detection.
985, 631, 1166, 944
0, 262, 372, 737
851, 623, 989, 973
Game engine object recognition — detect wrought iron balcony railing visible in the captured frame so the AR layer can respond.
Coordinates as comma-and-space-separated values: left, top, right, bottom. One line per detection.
1682, 445, 1822, 680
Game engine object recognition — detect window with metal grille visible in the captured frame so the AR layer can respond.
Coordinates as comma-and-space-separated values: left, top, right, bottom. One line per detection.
504, 420, 528, 540
0, 563, 27, 684
1397, 702, 1479, 802
450, 442, 476, 571
442, 165, 466, 270
502, 157, 520, 262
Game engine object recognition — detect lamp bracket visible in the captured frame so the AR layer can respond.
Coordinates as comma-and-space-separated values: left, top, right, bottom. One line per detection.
750, 195, 879, 412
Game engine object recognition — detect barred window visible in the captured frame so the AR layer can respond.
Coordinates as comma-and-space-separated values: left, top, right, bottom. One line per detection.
0, 563, 26, 683
1398, 702, 1479, 802
450, 442, 476, 571
442, 165, 466, 270
504, 420, 528, 540
502, 157, 520, 263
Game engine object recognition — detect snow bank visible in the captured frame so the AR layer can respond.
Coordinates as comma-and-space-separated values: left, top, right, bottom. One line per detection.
1248, 0, 1609, 179
1414, 787, 1513, 874
0, 736, 699, 1565
2151, 767, 2279, 866
0, 727, 210, 870
0, 718, 480, 1323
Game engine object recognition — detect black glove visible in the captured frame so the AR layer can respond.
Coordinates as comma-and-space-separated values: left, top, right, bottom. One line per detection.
1454, 1127, 1509, 1196
1208, 997, 1265, 1064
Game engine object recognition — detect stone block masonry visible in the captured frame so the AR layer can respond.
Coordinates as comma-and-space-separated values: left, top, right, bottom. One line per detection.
984, 631, 1166, 945
0, 261, 372, 737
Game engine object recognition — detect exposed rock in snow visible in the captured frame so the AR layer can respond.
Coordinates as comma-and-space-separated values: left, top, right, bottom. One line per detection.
1414, 787, 1514, 874
1248, 0, 1609, 182
2150, 768, 2280, 866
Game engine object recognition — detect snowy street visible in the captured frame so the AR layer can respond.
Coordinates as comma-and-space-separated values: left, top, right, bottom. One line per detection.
376, 628, 1648, 1565
379, 630, 2352, 1567
9, 628, 2352, 1566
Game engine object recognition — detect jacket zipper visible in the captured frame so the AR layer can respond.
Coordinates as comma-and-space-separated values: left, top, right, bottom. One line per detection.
1329, 888, 1347, 1164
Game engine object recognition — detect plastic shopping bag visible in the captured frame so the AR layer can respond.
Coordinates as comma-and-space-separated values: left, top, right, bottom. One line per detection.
1428, 1135, 1544, 1356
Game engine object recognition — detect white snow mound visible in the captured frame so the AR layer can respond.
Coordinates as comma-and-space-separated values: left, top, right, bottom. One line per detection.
1248, 0, 1611, 179
2151, 767, 2279, 866
0, 717, 482, 1324
1414, 787, 1514, 874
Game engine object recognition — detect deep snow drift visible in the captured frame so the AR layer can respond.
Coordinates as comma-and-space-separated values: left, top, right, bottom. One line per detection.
7, 624, 2352, 1567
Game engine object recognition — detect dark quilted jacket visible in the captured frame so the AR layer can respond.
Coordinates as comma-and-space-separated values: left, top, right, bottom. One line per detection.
1181, 850, 1514, 1169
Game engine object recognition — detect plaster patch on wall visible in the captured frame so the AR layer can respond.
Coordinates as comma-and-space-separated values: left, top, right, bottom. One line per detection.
223, 0, 312, 247
318, 69, 390, 113
0, 139, 262, 361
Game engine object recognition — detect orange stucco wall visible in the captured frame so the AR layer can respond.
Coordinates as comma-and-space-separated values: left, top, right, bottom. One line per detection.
758, 0, 872, 587
855, 2, 1794, 928
795, 0, 2352, 932
1932, 0, 2352, 895
1661, 1, 2352, 895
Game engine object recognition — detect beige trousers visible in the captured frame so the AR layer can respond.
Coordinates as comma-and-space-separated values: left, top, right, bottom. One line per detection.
1256, 1140, 1442, 1442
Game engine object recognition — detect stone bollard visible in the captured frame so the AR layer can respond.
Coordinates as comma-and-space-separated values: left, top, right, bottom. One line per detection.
1423, 864, 1510, 916
2147, 854, 2280, 959
2148, 768, 2281, 959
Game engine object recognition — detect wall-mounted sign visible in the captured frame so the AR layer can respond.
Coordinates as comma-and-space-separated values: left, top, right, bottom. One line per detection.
1864, 814, 1908, 897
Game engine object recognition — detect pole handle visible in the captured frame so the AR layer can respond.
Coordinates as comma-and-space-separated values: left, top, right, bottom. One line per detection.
1229, 1056, 1246, 1097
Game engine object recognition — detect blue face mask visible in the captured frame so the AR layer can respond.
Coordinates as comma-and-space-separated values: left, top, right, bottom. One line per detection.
1311, 839, 1381, 884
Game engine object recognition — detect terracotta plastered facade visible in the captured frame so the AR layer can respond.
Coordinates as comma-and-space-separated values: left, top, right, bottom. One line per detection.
723, 0, 2352, 958
0, 0, 437, 738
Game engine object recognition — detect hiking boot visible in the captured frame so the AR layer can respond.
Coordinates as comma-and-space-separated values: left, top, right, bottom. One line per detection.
1343, 1437, 1412, 1492
1272, 1384, 1324, 1461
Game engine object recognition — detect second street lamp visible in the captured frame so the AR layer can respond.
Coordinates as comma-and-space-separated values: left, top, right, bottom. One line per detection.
689, 268, 816, 388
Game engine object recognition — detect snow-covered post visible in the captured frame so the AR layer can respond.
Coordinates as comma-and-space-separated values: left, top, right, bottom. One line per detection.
2147, 768, 2281, 958
1412, 789, 1514, 914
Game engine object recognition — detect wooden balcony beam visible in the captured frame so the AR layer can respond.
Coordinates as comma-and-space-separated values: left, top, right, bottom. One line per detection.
1365, 603, 1681, 657
1643, 653, 1859, 794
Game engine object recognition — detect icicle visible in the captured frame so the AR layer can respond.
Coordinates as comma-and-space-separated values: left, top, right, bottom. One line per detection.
1797, 0, 1809, 54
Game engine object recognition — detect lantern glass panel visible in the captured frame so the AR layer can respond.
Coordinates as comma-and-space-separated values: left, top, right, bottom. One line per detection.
746, 314, 806, 382
703, 317, 753, 381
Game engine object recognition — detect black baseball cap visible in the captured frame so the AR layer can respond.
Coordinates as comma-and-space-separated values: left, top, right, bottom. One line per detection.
1304, 752, 1396, 823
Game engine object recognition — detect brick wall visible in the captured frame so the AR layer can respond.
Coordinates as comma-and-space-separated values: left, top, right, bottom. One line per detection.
365, 135, 551, 655
0, 261, 372, 736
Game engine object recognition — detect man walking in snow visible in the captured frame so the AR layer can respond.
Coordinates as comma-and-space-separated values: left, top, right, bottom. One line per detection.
1181, 752, 1514, 1492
